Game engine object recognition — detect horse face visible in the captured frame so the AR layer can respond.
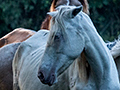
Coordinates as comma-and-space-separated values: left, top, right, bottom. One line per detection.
38, 6, 85, 86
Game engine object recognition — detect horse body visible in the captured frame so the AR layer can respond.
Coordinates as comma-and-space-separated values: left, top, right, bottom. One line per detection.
12, 29, 89, 90
13, 30, 70, 90
0, 28, 36, 90
0, 28, 36, 48
0, 43, 20, 90
1, 28, 118, 90
38, 6, 120, 89
12, 30, 120, 90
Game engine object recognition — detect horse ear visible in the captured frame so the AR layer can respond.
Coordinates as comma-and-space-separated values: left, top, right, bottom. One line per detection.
47, 11, 58, 17
68, 6, 83, 18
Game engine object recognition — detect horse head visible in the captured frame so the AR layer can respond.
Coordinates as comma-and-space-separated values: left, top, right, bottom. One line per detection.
38, 6, 88, 86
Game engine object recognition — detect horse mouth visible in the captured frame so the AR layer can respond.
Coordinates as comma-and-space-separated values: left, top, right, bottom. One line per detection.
48, 82, 53, 86
40, 78, 55, 86
38, 73, 56, 86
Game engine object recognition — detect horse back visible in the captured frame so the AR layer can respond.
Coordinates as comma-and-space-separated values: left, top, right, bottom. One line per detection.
0, 28, 36, 48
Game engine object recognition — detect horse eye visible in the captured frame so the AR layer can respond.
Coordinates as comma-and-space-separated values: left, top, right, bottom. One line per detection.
54, 35, 60, 40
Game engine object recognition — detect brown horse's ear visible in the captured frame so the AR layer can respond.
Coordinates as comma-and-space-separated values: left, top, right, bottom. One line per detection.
47, 11, 58, 17
67, 6, 83, 18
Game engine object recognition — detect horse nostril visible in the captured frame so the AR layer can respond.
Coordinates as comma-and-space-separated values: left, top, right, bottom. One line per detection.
52, 74, 55, 78
47, 73, 56, 86
38, 71, 45, 81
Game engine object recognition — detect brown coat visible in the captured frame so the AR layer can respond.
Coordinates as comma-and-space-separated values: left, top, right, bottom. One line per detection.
0, 28, 36, 48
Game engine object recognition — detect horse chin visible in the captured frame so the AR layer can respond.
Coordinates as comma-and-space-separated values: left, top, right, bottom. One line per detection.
40, 77, 58, 86
48, 75, 58, 86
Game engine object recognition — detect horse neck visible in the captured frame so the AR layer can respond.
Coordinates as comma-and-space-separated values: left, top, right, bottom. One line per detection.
84, 27, 112, 72
82, 20, 119, 88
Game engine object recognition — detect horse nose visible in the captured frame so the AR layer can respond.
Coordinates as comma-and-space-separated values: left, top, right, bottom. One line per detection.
38, 70, 56, 86
38, 71, 45, 82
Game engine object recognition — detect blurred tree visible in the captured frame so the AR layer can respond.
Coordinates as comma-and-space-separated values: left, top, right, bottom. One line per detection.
89, 0, 120, 41
0, 0, 52, 37
0, 0, 120, 41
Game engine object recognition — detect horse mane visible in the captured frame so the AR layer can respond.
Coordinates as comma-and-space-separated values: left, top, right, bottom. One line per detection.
77, 52, 90, 83
50, 0, 58, 12
40, 0, 57, 30
40, 15, 51, 30
40, 0, 89, 30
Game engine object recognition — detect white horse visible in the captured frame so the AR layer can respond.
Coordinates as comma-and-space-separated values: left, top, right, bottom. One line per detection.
38, 6, 120, 90
12, 30, 70, 90
12, 30, 120, 90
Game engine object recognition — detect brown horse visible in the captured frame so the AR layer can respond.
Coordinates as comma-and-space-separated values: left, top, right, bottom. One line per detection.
0, 28, 36, 48
40, 0, 89, 30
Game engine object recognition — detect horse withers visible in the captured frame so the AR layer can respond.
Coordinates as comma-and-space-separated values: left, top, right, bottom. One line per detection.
38, 6, 120, 90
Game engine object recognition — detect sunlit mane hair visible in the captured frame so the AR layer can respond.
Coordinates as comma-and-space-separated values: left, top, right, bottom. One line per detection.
48, 7, 66, 44
50, 6, 73, 31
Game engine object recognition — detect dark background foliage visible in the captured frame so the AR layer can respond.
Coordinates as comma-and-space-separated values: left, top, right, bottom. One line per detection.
0, 0, 120, 41
90, 0, 120, 41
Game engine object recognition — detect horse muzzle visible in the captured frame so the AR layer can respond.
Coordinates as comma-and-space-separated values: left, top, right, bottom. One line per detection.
38, 69, 57, 86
